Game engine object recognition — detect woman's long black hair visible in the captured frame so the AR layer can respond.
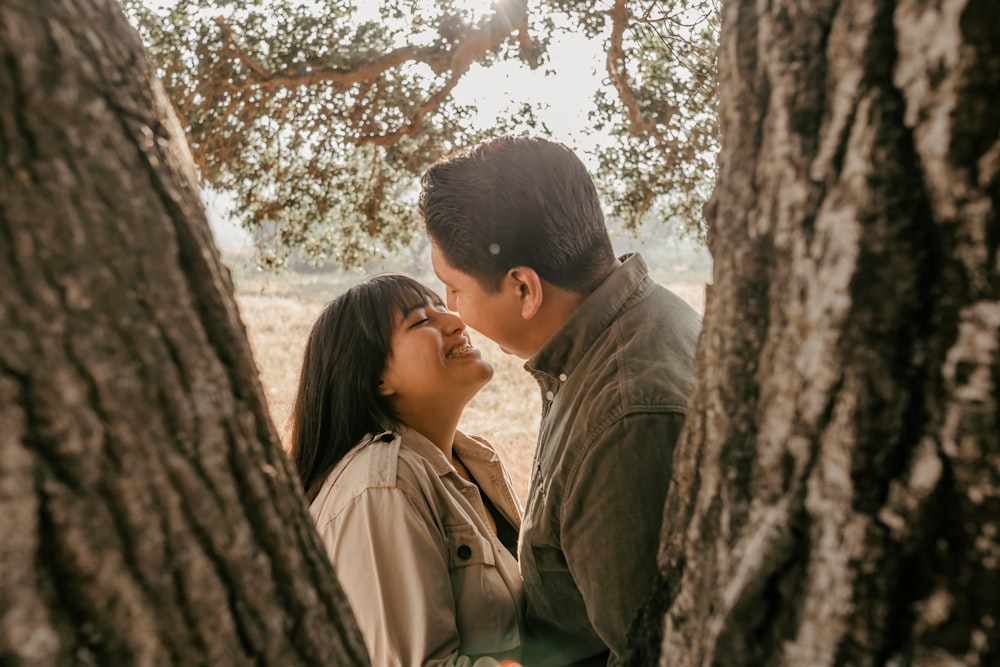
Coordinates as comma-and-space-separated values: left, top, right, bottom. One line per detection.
288, 273, 443, 502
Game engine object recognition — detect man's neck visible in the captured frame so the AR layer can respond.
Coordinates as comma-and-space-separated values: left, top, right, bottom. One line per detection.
530, 259, 621, 355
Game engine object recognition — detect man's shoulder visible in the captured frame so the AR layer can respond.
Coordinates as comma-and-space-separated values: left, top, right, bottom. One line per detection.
631, 280, 702, 334
586, 284, 700, 412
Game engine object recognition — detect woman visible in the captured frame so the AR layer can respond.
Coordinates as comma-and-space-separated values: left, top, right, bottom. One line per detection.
288, 273, 523, 667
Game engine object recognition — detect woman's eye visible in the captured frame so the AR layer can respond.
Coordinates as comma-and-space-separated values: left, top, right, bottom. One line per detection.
408, 317, 429, 328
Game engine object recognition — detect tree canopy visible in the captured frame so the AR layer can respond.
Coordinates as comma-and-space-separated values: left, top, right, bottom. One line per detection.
123, 0, 719, 269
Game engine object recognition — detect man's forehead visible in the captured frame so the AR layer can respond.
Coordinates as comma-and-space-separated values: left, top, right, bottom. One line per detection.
430, 243, 461, 278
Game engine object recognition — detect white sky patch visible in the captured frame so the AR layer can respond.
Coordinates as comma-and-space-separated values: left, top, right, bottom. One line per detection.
453, 31, 605, 134
348, 3, 608, 154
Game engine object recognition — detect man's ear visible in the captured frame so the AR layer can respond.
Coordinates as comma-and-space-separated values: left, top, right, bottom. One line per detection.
506, 267, 543, 320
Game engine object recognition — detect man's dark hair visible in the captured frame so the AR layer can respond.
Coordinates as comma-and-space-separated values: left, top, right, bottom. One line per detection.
419, 136, 616, 293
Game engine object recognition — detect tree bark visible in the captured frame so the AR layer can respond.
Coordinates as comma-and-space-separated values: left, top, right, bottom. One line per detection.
628, 0, 999, 665
0, 1, 368, 665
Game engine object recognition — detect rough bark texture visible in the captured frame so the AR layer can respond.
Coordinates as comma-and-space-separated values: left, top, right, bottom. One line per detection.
628, 0, 999, 665
0, 0, 368, 664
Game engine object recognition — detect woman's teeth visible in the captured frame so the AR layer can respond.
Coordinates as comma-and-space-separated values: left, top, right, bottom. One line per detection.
446, 344, 473, 358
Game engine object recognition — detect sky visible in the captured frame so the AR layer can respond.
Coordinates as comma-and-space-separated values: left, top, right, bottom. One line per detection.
450, 31, 608, 155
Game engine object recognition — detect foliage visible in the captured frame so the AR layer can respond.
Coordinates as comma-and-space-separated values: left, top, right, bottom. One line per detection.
123, 0, 719, 269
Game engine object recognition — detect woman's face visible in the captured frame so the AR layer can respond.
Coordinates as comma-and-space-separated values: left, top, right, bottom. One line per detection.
378, 298, 493, 410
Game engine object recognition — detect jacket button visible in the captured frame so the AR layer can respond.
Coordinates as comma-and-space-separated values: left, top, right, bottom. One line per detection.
457, 544, 472, 560
380, 433, 394, 443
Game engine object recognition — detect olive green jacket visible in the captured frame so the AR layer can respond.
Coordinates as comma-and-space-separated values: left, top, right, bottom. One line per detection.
520, 253, 701, 666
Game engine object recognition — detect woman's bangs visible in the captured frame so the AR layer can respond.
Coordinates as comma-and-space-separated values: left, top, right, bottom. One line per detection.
356, 275, 445, 350
383, 276, 444, 317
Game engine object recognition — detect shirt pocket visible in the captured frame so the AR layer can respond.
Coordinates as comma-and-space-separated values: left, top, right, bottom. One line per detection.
445, 525, 520, 655
519, 541, 570, 588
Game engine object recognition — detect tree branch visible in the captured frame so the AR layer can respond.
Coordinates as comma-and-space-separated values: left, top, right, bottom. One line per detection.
206, 0, 535, 145
607, 0, 661, 135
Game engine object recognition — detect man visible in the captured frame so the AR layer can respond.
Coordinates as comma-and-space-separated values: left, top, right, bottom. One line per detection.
419, 136, 701, 666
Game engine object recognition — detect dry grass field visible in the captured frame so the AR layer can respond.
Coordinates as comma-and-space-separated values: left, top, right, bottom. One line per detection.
234, 268, 706, 502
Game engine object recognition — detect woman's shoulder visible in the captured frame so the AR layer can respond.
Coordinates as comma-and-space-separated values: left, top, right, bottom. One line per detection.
309, 433, 396, 518
309, 431, 440, 519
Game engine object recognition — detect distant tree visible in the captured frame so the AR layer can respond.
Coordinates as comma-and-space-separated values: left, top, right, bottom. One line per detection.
0, 0, 367, 663
625, 0, 1000, 664
122, 0, 719, 269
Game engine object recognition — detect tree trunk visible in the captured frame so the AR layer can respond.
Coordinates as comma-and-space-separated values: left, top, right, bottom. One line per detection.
627, 0, 999, 664
0, 1, 368, 665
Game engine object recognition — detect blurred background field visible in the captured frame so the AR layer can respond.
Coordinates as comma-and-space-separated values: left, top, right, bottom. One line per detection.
224, 230, 710, 501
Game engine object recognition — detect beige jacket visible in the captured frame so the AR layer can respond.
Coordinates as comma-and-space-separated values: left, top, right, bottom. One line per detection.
311, 427, 524, 667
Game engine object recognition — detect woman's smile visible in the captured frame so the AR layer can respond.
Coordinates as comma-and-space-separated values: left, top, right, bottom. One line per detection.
446, 342, 475, 359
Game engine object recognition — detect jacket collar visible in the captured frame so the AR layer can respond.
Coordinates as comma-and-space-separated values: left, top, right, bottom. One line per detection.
377, 426, 521, 529
379, 426, 503, 479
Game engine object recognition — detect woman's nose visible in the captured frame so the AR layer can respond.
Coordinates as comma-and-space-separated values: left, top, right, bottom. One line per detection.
441, 310, 465, 334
